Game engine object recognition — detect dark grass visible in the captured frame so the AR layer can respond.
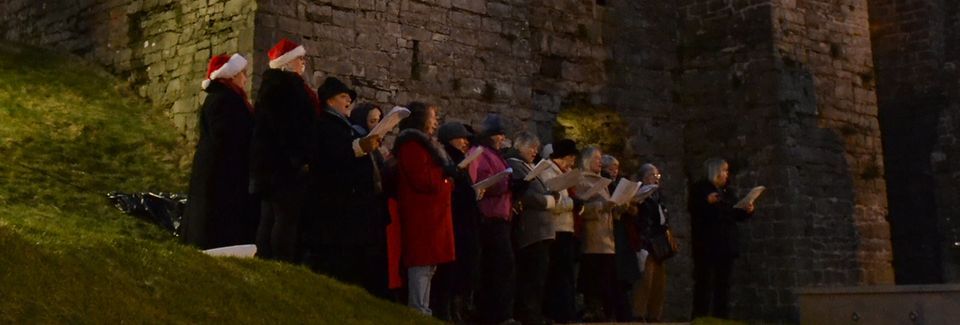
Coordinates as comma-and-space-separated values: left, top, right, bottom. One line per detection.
0, 42, 433, 323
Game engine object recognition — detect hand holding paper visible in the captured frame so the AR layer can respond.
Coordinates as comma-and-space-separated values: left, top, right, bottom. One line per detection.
358, 133, 382, 153
368, 106, 410, 138
734, 186, 766, 209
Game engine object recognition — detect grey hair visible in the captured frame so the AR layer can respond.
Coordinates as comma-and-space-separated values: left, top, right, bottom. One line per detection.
601, 154, 619, 169
639, 163, 658, 178
579, 146, 602, 169
704, 158, 727, 185
513, 131, 540, 150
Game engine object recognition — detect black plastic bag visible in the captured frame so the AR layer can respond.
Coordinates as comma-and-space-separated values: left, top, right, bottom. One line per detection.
106, 191, 187, 235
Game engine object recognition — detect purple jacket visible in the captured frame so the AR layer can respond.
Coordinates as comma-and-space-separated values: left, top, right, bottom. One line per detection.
468, 145, 512, 221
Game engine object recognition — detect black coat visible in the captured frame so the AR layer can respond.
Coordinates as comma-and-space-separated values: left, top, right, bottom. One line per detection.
688, 179, 752, 261
249, 69, 316, 196
303, 108, 389, 248
444, 143, 482, 264
637, 192, 670, 249
181, 80, 258, 249
606, 176, 643, 282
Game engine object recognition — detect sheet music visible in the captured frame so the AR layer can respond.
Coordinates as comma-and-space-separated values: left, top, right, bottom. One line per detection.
458, 146, 484, 169
368, 106, 410, 138
609, 178, 641, 205
579, 177, 611, 200
633, 184, 659, 202
735, 186, 766, 208
472, 168, 513, 191
545, 169, 583, 192
524, 159, 551, 181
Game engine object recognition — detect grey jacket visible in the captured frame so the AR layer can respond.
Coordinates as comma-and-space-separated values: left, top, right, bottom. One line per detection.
508, 158, 574, 249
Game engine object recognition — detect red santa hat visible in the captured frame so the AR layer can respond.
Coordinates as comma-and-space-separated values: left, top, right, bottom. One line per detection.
268, 38, 306, 69
201, 53, 248, 89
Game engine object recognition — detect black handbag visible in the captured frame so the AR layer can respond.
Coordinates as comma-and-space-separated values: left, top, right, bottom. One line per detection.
648, 229, 679, 261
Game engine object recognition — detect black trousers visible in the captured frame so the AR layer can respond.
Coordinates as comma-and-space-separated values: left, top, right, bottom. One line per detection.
692, 257, 734, 319
580, 253, 618, 322
544, 232, 579, 323
477, 219, 515, 323
255, 179, 306, 263
304, 241, 389, 299
514, 239, 553, 325
432, 239, 480, 322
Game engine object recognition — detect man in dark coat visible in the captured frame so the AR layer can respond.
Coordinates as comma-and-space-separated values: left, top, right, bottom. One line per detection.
249, 39, 318, 263
689, 158, 755, 319
182, 53, 257, 249
302, 77, 388, 298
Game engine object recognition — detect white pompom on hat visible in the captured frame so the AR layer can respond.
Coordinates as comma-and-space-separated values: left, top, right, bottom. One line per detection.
201, 53, 248, 89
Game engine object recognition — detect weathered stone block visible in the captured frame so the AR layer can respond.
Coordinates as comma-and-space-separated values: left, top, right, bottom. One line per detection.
451, 0, 485, 14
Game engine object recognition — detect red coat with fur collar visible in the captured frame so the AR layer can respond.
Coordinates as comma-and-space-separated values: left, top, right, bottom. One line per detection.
394, 129, 456, 267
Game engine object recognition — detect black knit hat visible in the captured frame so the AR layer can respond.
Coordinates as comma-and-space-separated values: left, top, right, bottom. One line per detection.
550, 139, 579, 159
317, 77, 357, 102
437, 122, 472, 143
480, 114, 505, 137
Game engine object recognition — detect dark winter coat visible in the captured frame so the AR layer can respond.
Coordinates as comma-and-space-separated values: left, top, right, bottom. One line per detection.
394, 129, 456, 267
303, 108, 389, 248
181, 80, 258, 249
249, 69, 317, 197
688, 179, 752, 261
607, 176, 642, 282
444, 143, 482, 269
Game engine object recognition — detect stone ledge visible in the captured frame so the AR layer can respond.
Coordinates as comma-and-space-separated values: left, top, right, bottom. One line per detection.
795, 284, 960, 295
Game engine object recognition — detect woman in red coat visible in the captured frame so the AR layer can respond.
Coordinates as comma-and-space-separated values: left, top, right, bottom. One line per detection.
394, 102, 456, 316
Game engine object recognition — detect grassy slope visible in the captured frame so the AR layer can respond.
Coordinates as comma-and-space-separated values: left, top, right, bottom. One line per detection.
0, 42, 432, 324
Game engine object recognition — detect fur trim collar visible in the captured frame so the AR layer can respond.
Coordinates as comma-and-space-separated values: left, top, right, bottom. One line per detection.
394, 129, 452, 167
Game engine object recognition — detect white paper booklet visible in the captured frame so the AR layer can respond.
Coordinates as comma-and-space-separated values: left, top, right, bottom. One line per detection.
609, 178, 641, 205
633, 184, 660, 202
472, 168, 513, 191
524, 159, 552, 181
204, 244, 257, 258
545, 169, 583, 192
368, 106, 410, 138
735, 186, 766, 208
458, 146, 485, 169
579, 177, 612, 200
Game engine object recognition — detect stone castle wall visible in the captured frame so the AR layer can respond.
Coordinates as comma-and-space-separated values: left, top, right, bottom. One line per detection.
0, 0, 258, 143
868, 0, 960, 284
675, 0, 893, 321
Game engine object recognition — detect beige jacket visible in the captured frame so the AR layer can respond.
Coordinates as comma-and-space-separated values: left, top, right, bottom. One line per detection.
540, 160, 576, 233
575, 171, 618, 254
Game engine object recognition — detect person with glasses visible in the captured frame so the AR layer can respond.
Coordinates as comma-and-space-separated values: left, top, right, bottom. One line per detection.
631, 163, 671, 322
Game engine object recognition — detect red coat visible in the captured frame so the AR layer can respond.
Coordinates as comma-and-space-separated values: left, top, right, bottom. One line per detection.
386, 198, 404, 289
394, 129, 456, 267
